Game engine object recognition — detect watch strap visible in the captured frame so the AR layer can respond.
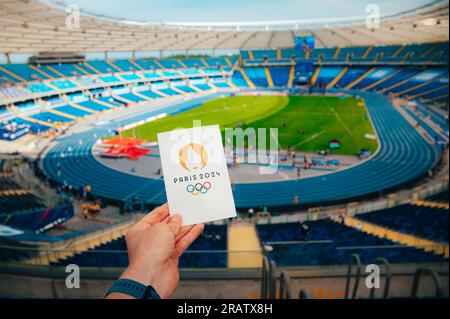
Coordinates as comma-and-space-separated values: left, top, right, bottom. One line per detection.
105, 279, 161, 299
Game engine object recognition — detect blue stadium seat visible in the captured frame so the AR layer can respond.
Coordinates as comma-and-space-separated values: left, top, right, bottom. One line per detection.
243, 67, 269, 87
54, 105, 93, 118
51, 225, 227, 268
117, 92, 147, 103
31, 111, 73, 124
356, 205, 448, 243
77, 100, 111, 111
270, 67, 290, 86
1, 64, 49, 81
257, 219, 446, 266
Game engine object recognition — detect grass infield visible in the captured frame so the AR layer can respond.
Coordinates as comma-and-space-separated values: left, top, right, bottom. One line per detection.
121, 95, 378, 155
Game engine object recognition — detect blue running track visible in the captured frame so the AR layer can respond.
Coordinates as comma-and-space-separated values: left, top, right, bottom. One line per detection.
42, 92, 442, 208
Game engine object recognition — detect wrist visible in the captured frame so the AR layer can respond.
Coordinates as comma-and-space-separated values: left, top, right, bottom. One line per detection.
120, 265, 155, 288
120, 265, 166, 298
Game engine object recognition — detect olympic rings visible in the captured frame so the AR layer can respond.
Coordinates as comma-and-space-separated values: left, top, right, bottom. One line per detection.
186, 182, 212, 195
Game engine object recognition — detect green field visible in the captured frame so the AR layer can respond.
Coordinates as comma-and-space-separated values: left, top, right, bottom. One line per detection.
121, 95, 378, 155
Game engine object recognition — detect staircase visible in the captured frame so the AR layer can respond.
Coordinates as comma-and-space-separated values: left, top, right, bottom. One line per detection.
24, 216, 140, 265
239, 68, 256, 89
106, 60, 122, 72
29, 64, 55, 79
227, 222, 263, 268
49, 109, 78, 120
84, 62, 101, 74
412, 200, 449, 210
19, 116, 54, 127
0, 65, 26, 82
287, 65, 295, 87
265, 67, 274, 87
362, 68, 402, 91
362, 46, 373, 59
129, 59, 145, 71
248, 50, 254, 61
327, 67, 348, 88
311, 66, 321, 85
224, 57, 234, 67
345, 68, 375, 90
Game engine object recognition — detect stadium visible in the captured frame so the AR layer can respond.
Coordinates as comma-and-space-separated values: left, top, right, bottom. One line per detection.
0, 0, 449, 301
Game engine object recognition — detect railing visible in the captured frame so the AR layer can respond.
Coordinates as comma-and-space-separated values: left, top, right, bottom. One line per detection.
242, 59, 447, 68
260, 256, 446, 299
260, 257, 270, 299
265, 241, 448, 264
369, 257, 392, 299
410, 268, 444, 298
2, 246, 448, 298
2, 234, 447, 268
260, 257, 291, 299
279, 270, 291, 299
344, 253, 362, 299
266, 178, 449, 225
0, 244, 260, 268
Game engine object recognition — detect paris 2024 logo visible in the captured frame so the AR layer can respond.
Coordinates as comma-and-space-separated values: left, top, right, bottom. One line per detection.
178, 143, 212, 195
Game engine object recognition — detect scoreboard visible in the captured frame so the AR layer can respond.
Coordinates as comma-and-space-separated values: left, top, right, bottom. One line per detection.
294, 36, 315, 50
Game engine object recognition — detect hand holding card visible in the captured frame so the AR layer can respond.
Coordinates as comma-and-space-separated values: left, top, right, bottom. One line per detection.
157, 125, 237, 226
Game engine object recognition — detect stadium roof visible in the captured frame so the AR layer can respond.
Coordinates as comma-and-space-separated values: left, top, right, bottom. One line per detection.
0, 0, 448, 53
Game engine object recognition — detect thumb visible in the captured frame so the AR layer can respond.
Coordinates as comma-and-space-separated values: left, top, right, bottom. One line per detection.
167, 214, 182, 235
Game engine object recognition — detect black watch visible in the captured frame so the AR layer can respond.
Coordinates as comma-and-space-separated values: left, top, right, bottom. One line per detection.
105, 279, 161, 299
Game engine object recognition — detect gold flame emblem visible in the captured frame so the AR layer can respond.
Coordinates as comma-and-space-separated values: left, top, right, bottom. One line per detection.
178, 143, 208, 172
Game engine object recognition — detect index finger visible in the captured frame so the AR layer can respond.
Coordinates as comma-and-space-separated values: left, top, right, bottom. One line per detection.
139, 203, 169, 226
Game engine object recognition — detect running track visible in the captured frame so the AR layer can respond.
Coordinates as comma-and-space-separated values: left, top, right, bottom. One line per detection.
42, 92, 442, 208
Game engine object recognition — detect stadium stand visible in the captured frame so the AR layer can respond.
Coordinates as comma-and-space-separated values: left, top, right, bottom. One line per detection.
0, 192, 46, 214
39, 90, 443, 208
10, 117, 52, 134
30, 111, 73, 124
0, 119, 31, 140
0, 175, 46, 214
0, 204, 74, 233
1, 44, 447, 115
117, 92, 148, 103
53, 105, 93, 118
426, 191, 449, 203
0, 0, 448, 300
242, 67, 269, 87
0, 174, 74, 234
182, 58, 206, 68
0, 238, 38, 263
257, 219, 446, 266
355, 204, 448, 243
76, 100, 111, 111
0, 176, 21, 191
269, 67, 291, 87
51, 225, 227, 268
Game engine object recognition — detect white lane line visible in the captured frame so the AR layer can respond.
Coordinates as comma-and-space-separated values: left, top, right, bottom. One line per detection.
321, 97, 354, 136
293, 130, 326, 147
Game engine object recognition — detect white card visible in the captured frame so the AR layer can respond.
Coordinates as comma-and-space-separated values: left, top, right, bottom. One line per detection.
157, 125, 237, 226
